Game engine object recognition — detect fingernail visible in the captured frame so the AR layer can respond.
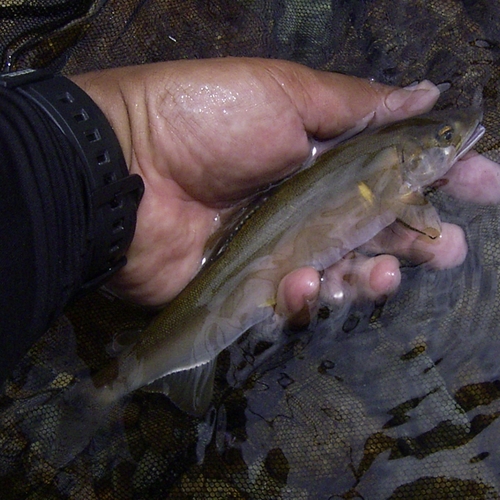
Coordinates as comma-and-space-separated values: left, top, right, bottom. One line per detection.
436, 82, 451, 93
385, 80, 439, 112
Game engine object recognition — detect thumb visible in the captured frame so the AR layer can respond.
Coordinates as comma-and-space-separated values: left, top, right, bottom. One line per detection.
271, 62, 440, 139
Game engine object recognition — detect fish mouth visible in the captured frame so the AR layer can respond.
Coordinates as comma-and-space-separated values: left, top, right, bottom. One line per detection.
456, 122, 485, 161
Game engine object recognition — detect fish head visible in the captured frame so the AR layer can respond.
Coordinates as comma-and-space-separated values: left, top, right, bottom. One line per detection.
398, 108, 485, 189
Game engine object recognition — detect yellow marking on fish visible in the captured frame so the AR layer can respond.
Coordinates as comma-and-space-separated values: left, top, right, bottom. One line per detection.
400, 191, 428, 206
358, 181, 374, 204
260, 298, 277, 308
422, 227, 440, 240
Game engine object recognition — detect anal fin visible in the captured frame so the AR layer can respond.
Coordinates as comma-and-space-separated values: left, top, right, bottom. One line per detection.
144, 359, 217, 416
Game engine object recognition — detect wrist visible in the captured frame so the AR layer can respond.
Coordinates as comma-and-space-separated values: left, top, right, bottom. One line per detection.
68, 71, 138, 175
0, 68, 145, 295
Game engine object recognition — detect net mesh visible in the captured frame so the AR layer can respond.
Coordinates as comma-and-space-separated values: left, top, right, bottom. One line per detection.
2, 1, 500, 498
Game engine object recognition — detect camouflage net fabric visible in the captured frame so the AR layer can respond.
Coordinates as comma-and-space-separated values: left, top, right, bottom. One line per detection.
1, 0, 500, 498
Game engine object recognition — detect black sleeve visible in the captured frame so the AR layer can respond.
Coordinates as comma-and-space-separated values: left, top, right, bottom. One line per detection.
0, 86, 91, 384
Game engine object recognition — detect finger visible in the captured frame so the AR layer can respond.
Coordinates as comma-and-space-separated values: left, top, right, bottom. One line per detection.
275, 267, 320, 326
271, 61, 440, 139
275, 254, 401, 328
359, 221, 468, 270
441, 150, 500, 204
319, 254, 401, 305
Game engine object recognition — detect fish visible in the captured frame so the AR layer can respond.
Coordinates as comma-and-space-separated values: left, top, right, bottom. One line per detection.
34, 108, 485, 466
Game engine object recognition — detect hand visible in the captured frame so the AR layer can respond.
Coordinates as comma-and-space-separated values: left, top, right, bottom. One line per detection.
69, 58, 494, 324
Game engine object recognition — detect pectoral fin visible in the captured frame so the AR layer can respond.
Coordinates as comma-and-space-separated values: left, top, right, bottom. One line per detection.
395, 192, 442, 239
144, 359, 217, 416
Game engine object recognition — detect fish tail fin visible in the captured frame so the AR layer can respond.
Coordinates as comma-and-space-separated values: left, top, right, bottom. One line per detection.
16, 376, 117, 471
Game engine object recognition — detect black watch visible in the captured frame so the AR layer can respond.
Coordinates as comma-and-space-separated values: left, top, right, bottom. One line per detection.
0, 68, 145, 295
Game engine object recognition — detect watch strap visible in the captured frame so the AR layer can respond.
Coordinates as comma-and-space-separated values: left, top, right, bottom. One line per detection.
0, 68, 144, 294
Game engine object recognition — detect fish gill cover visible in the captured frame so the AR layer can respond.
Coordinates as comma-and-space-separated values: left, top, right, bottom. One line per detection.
1, 0, 500, 499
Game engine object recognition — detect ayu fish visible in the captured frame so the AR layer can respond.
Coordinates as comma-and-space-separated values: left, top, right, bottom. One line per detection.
46, 108, 484, 465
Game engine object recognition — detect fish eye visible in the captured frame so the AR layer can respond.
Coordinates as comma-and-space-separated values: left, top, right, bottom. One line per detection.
437, 125, 454, 143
